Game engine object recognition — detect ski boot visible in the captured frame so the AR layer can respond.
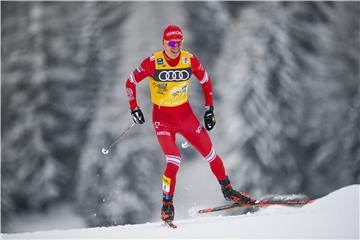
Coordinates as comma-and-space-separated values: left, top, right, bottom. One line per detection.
221, 182, 254, 205
161, 200, 174, 222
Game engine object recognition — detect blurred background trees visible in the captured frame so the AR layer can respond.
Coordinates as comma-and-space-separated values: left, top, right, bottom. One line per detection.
2, 1, 359, 232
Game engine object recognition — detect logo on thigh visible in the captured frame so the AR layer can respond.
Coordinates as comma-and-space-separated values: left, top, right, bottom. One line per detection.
157, 131, 171, 136
154, 122, 161, 129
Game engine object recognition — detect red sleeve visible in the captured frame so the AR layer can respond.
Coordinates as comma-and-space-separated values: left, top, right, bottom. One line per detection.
125, 56, 155, 110
191, 54, 214, 107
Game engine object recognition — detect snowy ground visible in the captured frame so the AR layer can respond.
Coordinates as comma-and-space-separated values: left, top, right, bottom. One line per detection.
2, 184, 359, 239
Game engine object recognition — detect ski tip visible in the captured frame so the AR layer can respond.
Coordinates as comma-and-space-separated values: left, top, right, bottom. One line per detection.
198, 208, 211, 214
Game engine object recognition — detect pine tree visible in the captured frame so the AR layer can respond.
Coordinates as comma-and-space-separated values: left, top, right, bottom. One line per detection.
2, 2, 61, 216
1, 1, 102, 228
286, 2, 360, 195
214, 2, 360, 198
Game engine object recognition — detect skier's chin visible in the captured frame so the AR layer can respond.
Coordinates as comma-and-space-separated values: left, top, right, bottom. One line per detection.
171, 49, 180, 56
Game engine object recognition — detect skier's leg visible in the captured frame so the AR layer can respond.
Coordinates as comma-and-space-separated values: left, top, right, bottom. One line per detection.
179, 106, 227, 182
155, 130, 180, 221
180, 106, 254, 204
152, 119, 181, 202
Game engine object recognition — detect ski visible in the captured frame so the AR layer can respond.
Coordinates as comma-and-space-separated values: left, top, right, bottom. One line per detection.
163, 220, 177, 228
198, 199, 315, 214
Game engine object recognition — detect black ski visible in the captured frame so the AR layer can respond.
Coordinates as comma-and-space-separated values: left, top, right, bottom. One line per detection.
198, 199, 315, 214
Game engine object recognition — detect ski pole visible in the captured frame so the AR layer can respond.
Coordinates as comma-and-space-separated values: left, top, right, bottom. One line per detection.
101, 122, 135, 155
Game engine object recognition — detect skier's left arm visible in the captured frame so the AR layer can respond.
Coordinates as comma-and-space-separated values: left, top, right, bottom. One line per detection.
191, 54, 216, 131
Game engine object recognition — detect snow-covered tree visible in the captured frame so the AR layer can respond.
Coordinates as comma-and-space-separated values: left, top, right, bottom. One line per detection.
2, 2, 63, 218
285, 2, 360, 195
214, 2, 359, 198
2, 1, 102, 228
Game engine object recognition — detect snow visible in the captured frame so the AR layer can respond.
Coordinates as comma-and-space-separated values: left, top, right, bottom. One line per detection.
2, 185, 359, 239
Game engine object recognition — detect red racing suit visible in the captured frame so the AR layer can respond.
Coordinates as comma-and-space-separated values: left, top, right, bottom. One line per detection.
125, 50, 227, 199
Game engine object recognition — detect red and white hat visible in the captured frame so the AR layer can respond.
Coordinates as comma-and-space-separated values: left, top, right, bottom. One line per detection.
163, 25, 183, 41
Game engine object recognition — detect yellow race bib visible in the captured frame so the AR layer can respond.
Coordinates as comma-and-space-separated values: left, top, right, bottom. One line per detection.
148, 51, 192, 107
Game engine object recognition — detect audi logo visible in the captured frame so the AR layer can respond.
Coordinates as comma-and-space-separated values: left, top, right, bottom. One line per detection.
158, 70, 190, 82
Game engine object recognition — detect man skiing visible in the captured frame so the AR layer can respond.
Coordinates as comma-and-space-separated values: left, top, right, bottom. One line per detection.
125, 25, 253, 223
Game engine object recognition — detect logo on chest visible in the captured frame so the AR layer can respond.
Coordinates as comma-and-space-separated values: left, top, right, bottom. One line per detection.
154, 69, 192, 82
157, 58, 164, 65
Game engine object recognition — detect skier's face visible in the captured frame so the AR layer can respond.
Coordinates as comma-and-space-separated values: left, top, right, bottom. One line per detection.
163, 38, 183, 59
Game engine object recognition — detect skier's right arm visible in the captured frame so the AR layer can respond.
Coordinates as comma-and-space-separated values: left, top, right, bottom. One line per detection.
125, 57, 153, 124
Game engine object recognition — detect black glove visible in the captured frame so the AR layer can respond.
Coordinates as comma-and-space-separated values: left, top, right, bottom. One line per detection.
131, 107, 145, 124
204, 106, 216, 131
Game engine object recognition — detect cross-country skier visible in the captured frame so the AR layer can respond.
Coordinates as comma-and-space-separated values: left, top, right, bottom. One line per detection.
125, 25, 254, 223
